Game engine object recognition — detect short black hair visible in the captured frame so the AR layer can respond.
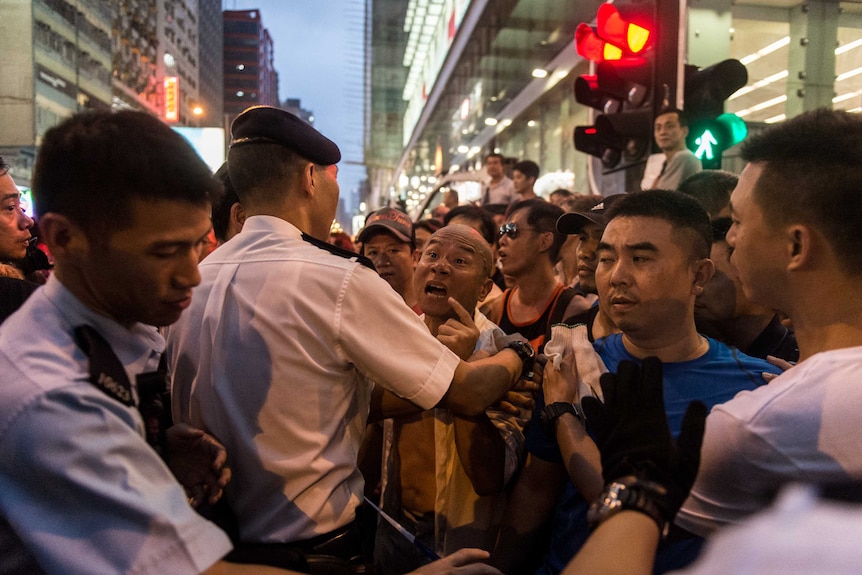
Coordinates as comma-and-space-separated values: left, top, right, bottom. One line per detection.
604, 189, 712, 260
655, 107, 689, 128
507, 199, 566, 263
212, 162, 240, 243
741, 108, 862, 276
678, 170, 737, 218
443, 204, 496, 244
0, 156, 9, 177
710, 217, 733, 244
228, 142, 308, 206
33, 111, 219, 238
513, 160, 540, 181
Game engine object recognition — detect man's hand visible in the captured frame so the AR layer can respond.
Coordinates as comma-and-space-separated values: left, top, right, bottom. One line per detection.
165, 423, 231, 507
409, 549, 502, 575
581, 358, 707, 520
542, 356, 577, 405
437, 297, 480, 360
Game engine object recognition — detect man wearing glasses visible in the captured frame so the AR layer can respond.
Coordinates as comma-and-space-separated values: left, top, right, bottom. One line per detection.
485, 199, 591, 353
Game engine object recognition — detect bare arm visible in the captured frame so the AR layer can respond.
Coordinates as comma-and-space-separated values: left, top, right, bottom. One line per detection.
562, 512, 659, 575
203, 560, 304, 574
543, 366, 604, 501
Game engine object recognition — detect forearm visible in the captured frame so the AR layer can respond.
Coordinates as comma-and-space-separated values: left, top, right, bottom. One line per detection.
369, 386, 425, 422
453, 414, 506, 496
562, 511, 659, 575
443, 350, 521, 416
555, 413, 604, 502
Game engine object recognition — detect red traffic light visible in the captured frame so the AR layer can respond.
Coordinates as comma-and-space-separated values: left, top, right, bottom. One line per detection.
596, 3, 651, 54
575, 23, 623, 62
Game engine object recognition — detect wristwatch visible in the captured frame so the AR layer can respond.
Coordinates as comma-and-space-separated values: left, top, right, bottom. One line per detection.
504, 340, 536, 380
587, 476, 670, 536
539, 401, 583, 436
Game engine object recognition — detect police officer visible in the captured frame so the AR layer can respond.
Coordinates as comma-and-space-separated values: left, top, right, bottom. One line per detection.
165, 107, 530, 571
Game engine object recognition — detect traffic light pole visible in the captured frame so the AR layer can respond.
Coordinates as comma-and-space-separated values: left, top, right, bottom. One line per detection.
652, 0, 684, 112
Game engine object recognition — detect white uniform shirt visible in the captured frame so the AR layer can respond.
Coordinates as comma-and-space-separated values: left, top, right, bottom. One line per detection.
0, 276, 231, 574
166, 216, 459, 543
677, 346, 862, 535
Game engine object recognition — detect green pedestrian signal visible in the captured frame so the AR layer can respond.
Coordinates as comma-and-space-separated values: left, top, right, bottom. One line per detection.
688, 113, 748, 168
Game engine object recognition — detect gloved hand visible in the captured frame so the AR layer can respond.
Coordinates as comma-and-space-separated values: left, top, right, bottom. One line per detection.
581, 357, 708, 522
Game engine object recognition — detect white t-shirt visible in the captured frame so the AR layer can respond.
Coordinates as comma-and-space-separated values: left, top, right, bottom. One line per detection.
677, 346, 862, 535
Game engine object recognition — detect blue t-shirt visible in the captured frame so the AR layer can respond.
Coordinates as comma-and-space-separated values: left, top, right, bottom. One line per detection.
526, 334, 781, 575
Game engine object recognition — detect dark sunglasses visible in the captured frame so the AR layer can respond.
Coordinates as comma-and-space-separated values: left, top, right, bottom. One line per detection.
498, 222, 536, 240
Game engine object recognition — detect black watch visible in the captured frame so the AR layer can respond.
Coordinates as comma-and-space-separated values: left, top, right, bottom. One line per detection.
587, 476, 670, 536
540, 402, 583, 436
504, 340, 536, 379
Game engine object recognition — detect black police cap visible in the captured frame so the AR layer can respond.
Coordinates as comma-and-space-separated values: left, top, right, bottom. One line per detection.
230, 106, 341, 165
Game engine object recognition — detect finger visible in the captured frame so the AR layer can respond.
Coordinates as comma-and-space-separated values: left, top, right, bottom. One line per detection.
598, 370, 618, 408
766, 355, 794, 372
440, 548, 490, 567
447, 297, 475, 326
581, 396, 609, 434
495, 401, 520, 416
614, 360, 641, 413
761, 371, 779, 383
170, 423, 205, 440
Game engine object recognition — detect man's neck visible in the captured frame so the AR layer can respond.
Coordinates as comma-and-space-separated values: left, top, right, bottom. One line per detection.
620, 322, 707, 363
663, 147, 684, 161
512, 265, 558, 306
489, 174, 504, 185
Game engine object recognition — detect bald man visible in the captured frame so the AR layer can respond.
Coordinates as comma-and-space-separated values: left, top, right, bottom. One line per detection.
376, 225, 529, 574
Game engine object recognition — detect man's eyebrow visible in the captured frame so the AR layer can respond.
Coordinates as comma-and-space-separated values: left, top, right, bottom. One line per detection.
597, 241, 613, 252
626, 241, 659, 252
2, 193, 20, 201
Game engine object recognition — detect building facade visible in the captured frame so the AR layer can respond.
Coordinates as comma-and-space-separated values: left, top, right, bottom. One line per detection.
223, 9, 279, 122
364, 0, 862, 212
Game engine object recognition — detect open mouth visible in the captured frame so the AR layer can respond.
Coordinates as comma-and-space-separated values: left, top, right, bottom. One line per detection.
424, 283, 448, 299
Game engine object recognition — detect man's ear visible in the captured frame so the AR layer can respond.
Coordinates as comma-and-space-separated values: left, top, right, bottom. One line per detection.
537, 230, 555, 253
230, 202, 246, 227
477, 277, 494, 303
786, 225, 814, 271
691, 257, 715, 295
38, 213, 88, 260
300, 162, 316, 198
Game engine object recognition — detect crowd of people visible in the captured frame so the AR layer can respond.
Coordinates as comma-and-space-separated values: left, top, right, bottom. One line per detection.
1, 103, 862, 575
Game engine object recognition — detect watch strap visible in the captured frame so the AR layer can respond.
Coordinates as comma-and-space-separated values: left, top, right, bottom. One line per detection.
540, 401, 582, 436
587, 476, 670, 536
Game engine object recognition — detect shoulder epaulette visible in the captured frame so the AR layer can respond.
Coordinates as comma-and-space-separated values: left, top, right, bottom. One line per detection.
301, 232, 376, 271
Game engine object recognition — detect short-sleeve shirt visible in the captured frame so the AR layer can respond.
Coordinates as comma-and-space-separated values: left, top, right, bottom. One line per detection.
166, 216, 459, 543
0, 276, 231, 574
652, 149, 702, 191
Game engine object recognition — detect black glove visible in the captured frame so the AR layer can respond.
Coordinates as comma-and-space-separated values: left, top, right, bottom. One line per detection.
582, 357, 708, 521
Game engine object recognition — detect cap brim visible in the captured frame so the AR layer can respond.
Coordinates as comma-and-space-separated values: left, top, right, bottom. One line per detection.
556, 212, 609, 235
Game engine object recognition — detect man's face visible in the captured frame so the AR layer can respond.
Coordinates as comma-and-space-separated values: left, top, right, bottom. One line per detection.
414, 229, 491, 320
512, 170, 533, 195
575, 222, 605, 294
654, 112, 688, 153
596, 216, 703, 337
77, 198, 212, 327
364, 232, 417, 299
497, 208, 545, 278
485, 156, 504, 179
726, 162, 785, 311
0, 171, 34, 261
695, 241, 738, 323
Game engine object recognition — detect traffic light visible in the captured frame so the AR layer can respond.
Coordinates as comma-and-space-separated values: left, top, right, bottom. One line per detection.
573, 0, 679, 173
684, 60, 749, 169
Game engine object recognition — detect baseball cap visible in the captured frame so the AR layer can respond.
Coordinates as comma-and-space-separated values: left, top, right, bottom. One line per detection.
556, 194, 626, 235
357, 207, 415, 245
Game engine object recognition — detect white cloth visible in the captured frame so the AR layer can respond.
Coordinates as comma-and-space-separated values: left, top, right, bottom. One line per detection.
543, 323, 606, 403
676, 346, 862, 535
0, 276, 230, 575
379, 311, 528, 555
166, 216, 459, 543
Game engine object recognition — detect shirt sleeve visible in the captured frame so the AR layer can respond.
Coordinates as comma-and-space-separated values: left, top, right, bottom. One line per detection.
0, 384, 232, 575
675, 406, 798, 536
337, 265, 459, 410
